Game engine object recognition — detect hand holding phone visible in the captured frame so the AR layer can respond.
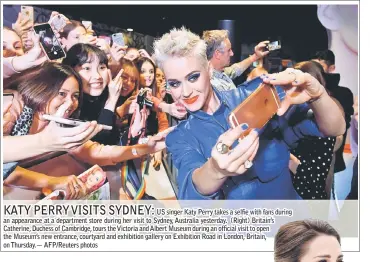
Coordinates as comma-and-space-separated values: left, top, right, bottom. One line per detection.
228, 83, 280, 139
33, 23, 66, 60
21, 6, 34, 24
42, 115, 113, 130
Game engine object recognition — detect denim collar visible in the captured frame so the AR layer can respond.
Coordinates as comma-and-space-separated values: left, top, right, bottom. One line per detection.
188, 86, 231, 121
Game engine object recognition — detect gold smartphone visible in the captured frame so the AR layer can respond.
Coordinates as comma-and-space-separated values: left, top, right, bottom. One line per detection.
228, 83, 281, 138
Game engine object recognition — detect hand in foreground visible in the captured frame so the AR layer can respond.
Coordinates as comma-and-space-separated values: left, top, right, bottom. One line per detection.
40, 101, 103, 151
261, 68, 326, 115
211, 124, 260, 178
254, 40, 270, 59
49, 175, 88, 200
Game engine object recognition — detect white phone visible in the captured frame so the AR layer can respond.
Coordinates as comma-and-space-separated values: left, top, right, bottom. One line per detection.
42, 115, 113, 130
21, 6, 34, 23
49, 14, 67, 31
112, 33, 125, 47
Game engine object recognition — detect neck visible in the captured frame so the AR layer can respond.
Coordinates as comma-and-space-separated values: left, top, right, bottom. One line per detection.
29, 113, 48, 134
202, 88, 220, 115
210, 59, 224, 72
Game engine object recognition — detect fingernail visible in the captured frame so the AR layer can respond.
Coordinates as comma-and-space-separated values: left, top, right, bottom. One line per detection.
241, 123, 249, 130
255, 128, 263, 135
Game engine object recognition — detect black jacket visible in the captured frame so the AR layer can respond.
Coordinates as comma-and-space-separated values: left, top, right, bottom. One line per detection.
324, 73, 354, 172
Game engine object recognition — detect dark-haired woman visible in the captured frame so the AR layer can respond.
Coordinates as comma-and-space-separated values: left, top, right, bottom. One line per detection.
63, 43, 123, 145
59, 20, 96, 51
289, 61, 341, 200
274, 219, 342, 262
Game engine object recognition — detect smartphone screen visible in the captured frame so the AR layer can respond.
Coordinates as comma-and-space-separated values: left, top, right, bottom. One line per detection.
33, 23, 66, 60
268, 41, 281, 51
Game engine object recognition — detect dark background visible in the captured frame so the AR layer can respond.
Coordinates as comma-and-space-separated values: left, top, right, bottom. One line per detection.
36, 4, 328, 62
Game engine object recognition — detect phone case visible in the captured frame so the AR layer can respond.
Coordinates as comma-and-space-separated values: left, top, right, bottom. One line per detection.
228, 83, 281, 139
112, 33, 125, 46
50, 15, 67, 31
21, 6, 34, 22
33, 23, 66, 61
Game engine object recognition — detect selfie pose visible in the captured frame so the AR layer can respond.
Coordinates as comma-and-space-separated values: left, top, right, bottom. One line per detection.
153, 27, 345, 200
274, 219, 343, 262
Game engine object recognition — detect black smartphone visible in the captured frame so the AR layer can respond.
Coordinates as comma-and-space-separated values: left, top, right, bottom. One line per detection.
33, 23, 66, 60
267, 40, 281, 52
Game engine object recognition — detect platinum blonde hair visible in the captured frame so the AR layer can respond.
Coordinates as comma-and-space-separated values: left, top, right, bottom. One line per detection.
202, 29, 229, 60
153, 27, 208, 71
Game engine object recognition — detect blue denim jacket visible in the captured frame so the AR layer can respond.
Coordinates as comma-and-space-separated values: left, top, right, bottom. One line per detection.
166, 77, 324, 200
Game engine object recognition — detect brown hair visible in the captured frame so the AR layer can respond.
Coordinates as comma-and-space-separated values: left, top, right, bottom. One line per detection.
59, 20, 86, 39
274, 219, 341, 262
294, 61, 326, 87
121, 58, 140, 95
8, 62, 83, 114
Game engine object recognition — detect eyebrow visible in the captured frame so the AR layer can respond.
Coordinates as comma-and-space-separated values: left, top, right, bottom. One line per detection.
167, 70, 200, 82
314, 255, 331, 258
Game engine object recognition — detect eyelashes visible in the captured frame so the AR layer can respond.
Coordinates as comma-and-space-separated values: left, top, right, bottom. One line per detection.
167, 72, 201, 88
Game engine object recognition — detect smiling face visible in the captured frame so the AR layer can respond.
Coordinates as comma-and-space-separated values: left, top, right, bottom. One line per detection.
162, 56, 211, 112
3, 28, 24, 57
139, 61, 155, 88
75, 54, 109, 96
45, 76, 80, 117
300, 235, 343, 262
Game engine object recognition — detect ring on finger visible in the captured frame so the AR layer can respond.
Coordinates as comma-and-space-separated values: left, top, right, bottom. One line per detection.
216, 141, 230, 154
244, 160, 253, 169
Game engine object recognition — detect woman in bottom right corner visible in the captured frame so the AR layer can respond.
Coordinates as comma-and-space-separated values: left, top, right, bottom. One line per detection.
274, 219, 343, 262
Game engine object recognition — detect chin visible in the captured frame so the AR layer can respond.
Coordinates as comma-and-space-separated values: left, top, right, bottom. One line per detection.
89, 88, 105, 97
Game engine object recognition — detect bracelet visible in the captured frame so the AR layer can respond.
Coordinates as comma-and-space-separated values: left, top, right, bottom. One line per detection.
307, 96, 322, 104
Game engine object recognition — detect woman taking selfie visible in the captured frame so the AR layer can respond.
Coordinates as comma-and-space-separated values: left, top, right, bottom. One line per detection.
153, 27, 346, 200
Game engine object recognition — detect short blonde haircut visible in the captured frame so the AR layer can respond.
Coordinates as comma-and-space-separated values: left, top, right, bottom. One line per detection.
202, 29, 229, 60
153, 27, 208, 70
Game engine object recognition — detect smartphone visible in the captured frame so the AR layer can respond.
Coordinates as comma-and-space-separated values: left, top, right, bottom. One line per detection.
4, 93, 14, 107
33, 23, 66, 60
42, 115, 113, 130
21, 6, 34, 23
82, 21, 92, 31
267, 40, 281, 51
228, 83, 281, 139
112, 33, 126, 47
49, 14, 67, 32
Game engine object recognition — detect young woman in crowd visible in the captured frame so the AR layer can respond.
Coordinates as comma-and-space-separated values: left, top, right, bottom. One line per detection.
153, 27, 345, 200
59, 20, 96, 51
63, 43, 123, 145
289, 61, 341, 200
3, 62, 169, 198
134, 57, 169, 168
3, 26, 24, 58
274, 219, 343, 262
